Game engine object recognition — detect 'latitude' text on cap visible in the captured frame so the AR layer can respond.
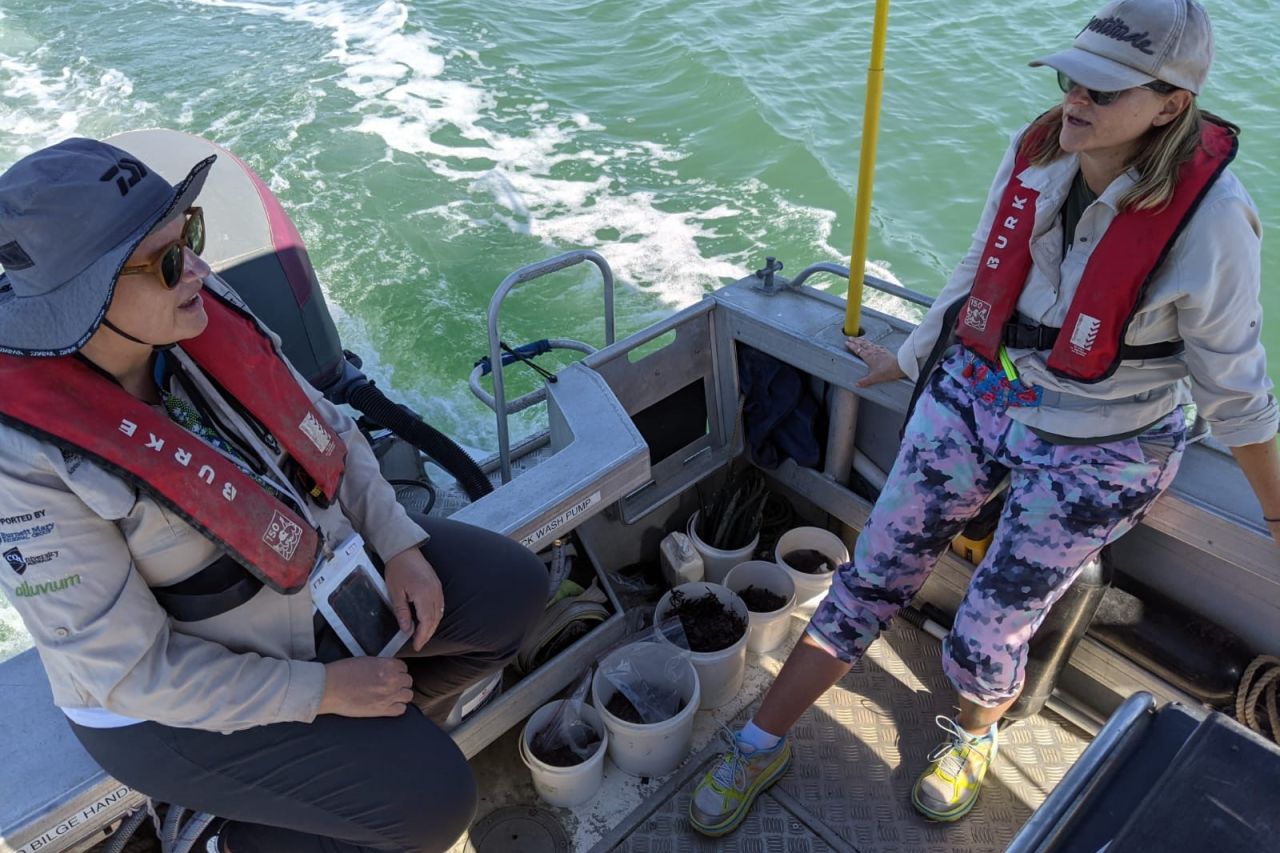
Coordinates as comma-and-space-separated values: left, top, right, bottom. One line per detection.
1083, 16, 1156, 55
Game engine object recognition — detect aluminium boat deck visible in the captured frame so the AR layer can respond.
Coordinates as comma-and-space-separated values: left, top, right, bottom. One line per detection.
449, 618, 1089, 853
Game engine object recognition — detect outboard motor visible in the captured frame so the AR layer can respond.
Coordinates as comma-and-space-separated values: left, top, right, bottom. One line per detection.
107, 130, 491, 501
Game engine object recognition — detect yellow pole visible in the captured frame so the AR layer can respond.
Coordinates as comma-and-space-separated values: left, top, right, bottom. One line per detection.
844, 0, 891, 336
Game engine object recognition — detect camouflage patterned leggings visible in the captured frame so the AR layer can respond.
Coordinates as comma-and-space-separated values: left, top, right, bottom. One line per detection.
806, 355, 1187, 706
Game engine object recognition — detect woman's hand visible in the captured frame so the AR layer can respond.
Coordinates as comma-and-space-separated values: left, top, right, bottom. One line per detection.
384, 547, 445, 651
318, 657, 413, 717
845, 336, 908, 387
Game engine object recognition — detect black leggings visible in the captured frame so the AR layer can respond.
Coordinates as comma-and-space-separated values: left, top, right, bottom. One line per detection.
72, 517, 547, 853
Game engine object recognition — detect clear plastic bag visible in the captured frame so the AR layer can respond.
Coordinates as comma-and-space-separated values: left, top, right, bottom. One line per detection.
529, 669, 601, 763
596, 613, 691, 724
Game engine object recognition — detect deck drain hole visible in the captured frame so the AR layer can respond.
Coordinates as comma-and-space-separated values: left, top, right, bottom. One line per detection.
470, 806, 569, 853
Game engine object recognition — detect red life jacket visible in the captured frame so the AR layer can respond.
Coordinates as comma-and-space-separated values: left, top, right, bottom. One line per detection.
0, 291, 346, 594
956, 118, 1236, 382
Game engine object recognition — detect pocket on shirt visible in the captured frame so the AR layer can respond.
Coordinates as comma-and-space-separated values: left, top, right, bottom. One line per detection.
63, 455, 139, 520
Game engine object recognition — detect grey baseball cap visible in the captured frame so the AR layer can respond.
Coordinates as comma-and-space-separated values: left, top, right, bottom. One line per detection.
0, 138, 214, 357
1030, 0, 1214, 95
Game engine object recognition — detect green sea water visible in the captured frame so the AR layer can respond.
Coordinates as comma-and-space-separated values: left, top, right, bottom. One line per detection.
0, 0, 1276, 655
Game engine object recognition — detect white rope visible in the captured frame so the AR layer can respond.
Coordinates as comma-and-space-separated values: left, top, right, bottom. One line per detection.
1235, 654, 1280, 744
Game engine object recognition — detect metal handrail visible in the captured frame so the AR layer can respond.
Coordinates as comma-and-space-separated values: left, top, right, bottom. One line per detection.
487, 251, 616, 483
468, 338, 597, 415
788, 261, 934, 309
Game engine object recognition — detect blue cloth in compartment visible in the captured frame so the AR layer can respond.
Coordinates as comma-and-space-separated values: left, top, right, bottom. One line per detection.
737, 344, 821, 469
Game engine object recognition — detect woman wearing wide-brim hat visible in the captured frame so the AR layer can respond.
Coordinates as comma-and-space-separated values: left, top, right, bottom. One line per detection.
0, 138, 547, 852
690, 0, 1279, 836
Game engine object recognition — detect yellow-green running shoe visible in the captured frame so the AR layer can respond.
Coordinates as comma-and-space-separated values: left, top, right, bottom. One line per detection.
689, 728, 792, 837
911, 716, 998, 822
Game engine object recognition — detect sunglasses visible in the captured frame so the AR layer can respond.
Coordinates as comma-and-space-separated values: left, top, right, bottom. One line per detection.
1057, 70, 1179, 107
119, 207, 206, 289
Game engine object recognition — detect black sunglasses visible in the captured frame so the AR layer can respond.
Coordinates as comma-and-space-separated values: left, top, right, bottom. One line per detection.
119, 207, 206, 289
1057, 70, 1179, 107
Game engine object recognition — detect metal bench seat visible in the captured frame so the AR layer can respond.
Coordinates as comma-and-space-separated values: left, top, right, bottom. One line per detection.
0, 650, 146, 853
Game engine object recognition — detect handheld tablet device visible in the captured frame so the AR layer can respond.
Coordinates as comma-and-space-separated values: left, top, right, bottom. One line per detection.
310, 534, 410, 657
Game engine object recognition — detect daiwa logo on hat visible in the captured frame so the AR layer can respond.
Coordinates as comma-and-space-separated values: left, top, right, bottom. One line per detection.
0, 240, 34, 271
99, 157, 149, 196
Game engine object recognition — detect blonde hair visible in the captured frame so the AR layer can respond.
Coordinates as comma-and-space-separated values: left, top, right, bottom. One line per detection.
1026, 100, 1237, 212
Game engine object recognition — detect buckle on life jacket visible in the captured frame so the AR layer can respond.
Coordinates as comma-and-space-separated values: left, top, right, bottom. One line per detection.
285, 458, 332, 508
1002, 318, 1059, 350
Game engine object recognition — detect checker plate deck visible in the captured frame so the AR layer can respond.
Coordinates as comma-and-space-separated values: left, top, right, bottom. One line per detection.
459, 621, 1091, 853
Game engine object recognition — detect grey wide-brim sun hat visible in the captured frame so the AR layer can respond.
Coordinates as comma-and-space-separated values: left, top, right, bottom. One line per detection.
0, 137, 215, 357
1030, 0, 1213, 95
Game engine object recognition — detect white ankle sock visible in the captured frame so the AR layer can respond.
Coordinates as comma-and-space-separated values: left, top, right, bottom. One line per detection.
739, 720, 782, 751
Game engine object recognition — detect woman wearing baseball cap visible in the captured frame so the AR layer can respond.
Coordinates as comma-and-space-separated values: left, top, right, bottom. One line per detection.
691, 0, 1279, 835
0, 138, 547, 852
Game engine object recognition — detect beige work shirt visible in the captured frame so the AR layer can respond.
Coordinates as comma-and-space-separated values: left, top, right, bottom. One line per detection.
0, 276, 427, 733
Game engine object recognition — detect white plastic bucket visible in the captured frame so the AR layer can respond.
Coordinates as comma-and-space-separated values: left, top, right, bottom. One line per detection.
654, 581, 749, 709
687, 510, 759, 585
723, 561, 796, 654
519, 701, 608, 807
775, 526, 850, 610
592, 641, 700, 777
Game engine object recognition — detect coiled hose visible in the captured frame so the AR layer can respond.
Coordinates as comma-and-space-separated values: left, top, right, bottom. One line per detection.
347, 382, 492, 502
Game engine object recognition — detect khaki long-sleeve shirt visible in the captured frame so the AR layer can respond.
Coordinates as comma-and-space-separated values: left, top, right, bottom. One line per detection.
898, 125, 1277, 446
0, 275, 426, 733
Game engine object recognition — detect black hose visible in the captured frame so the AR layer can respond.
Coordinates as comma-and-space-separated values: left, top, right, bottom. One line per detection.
103, 808, 148, 853
387, 478, 438, 516
347, 382, 493, 501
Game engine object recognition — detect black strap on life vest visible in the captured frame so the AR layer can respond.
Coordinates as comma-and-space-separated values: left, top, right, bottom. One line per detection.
900, 304, 1184, 440
902, 295, 966, 439
1000, 315, 1184, 360
150, 555, 263, 622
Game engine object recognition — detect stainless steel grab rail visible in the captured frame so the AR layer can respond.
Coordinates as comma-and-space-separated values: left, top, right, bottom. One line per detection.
487, 251, 616, 483
788, 261, 935, 308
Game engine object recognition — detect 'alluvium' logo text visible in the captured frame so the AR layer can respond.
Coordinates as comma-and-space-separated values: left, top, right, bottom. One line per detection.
15, 574, 81, 597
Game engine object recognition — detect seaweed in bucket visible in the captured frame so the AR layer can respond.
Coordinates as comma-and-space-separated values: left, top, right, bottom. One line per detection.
737, 584, 788, 613
664, 590, 747, 652
781, 548, 836, 574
